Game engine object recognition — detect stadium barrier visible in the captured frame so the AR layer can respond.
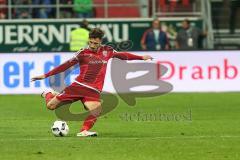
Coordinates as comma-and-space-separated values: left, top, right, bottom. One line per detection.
1, 51, 240, 94
0, 18, 202, 52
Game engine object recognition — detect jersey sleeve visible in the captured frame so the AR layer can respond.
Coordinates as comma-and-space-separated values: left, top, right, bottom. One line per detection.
44, 56, 78, 78
111, 51, 143, 60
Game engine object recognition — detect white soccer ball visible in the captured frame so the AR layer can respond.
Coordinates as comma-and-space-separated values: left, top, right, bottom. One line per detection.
51, 120, 69, 137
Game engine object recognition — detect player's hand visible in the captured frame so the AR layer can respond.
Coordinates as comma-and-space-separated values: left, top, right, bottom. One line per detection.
31, 75, 46, 82
142, 55, 153, 61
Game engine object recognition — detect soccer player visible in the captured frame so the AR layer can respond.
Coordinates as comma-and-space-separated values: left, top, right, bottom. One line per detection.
31, 28, 153, 137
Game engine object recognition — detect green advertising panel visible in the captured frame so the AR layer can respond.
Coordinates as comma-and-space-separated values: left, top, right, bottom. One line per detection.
0, 18, 202, 52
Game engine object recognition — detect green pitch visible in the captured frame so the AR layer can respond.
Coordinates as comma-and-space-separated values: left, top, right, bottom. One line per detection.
0, 93, 239, 160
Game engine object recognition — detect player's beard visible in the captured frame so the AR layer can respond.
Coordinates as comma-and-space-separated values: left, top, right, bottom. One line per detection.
90, 46, 100, 52
90, 47, 97, 52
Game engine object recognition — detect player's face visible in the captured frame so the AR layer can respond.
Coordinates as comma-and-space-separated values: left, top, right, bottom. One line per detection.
89, 38, 102, 51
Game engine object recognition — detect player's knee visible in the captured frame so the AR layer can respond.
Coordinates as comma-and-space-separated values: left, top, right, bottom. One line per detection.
90, 105, 102, 117
84, 101, 102, 116
47, 103, 57, 110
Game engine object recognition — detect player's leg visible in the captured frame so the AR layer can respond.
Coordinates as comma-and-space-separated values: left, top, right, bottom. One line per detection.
46, 96, 62, 110
45, 93, 78, 110
77, 101, 101, 137
41, 90, 62, 110
42, 82, 81, 110
41, 90, 58, 104
81, 101, 102, 131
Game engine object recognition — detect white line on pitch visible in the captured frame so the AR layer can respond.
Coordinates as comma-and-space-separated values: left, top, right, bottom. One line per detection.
0, 135, 240, 141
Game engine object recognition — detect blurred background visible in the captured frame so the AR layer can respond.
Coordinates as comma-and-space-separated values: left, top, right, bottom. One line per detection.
0, 0, 239, 52
1, 0, 240, 94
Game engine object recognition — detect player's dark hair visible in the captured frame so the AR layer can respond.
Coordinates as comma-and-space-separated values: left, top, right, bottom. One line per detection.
89, 28, 104, 40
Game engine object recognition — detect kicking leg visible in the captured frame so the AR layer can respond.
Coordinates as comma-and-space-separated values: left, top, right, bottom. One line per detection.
46, 96, 62, 110
42, 91, 58, 104
41, 90, 65, 110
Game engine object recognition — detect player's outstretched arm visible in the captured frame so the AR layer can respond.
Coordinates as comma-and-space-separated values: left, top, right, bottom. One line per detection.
113, 52, 153, 61
31, 57, 78, 82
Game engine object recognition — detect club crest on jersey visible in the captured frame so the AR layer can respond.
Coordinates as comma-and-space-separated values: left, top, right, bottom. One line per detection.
102, 50, 108, 57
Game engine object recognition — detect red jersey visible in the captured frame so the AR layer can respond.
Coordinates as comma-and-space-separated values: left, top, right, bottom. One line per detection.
45, 45, 143, 92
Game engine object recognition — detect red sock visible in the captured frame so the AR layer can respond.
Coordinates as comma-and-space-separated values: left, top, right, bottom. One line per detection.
45, 92, 54, 104
81, 115, 97, 131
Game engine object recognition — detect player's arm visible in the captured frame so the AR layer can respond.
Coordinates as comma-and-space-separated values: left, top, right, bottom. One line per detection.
112, 52, 153, 61
31, 57, 78, 82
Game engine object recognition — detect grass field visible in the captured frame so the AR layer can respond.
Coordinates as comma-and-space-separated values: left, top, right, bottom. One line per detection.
0, 93, 240, 160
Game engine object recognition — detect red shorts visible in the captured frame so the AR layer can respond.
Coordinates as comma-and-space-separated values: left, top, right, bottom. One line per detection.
56, 82, 100, 104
